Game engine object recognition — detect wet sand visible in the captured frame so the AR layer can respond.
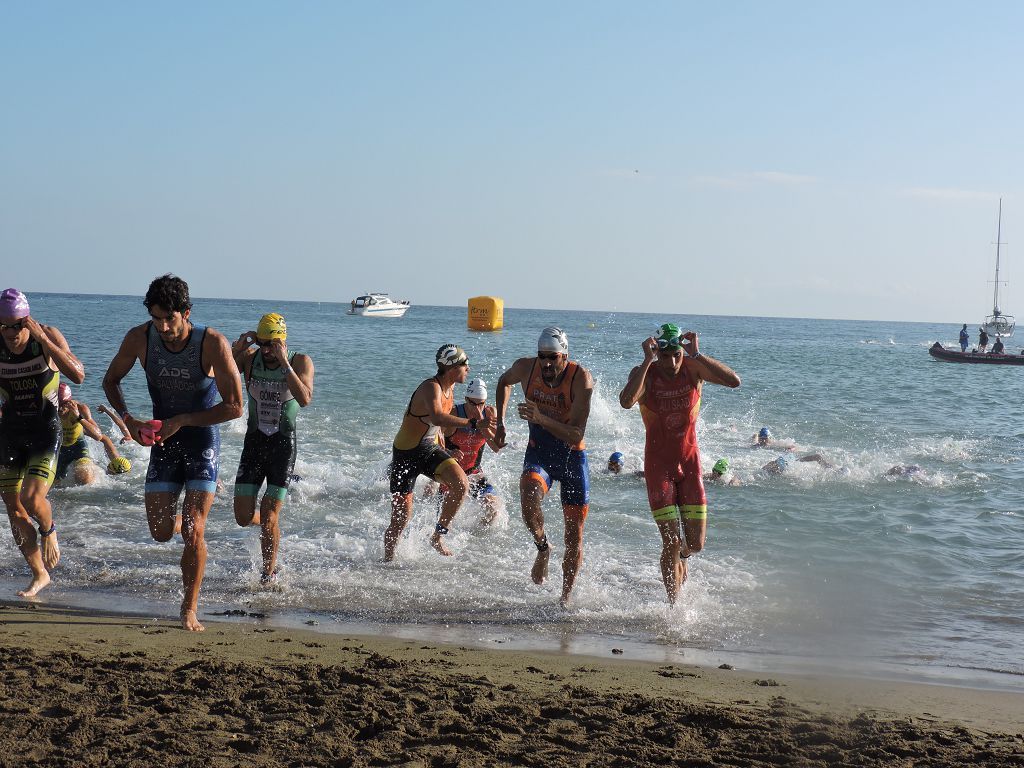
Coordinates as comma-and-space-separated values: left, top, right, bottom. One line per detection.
0, 601, 1022, 767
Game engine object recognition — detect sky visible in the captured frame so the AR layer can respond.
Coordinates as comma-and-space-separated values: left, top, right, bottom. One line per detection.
2, 1, 1024, 322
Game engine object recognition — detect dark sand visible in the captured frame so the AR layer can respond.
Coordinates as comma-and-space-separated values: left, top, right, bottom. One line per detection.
0, 601, 1021, 767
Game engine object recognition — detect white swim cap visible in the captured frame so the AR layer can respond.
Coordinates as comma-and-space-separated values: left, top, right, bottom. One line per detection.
538, 326, 568, 354
466, 378, 487, 401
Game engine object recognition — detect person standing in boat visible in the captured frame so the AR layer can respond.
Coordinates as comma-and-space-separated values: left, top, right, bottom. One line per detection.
978, 327, 989, 352
959, 324, 970, 353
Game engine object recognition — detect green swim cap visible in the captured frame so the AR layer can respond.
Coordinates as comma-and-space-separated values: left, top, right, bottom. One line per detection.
712, 458, 729, 475
656, 323, 683, 349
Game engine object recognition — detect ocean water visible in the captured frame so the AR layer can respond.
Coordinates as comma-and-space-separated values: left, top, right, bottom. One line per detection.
2, 293, 1022, 690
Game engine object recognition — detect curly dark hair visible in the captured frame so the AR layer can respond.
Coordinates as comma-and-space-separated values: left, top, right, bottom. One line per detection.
143, 274, 192, 314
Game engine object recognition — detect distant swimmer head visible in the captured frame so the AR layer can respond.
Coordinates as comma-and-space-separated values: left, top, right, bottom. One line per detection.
537, 326, 568, 355
773, 455, 792, 472
758, 427, 771, 444
57, 383, 72, 404
256, 313, 287, 342
0, 289, 30, 320
607, 452, 625, 473
436, 343, 469, 369
655, 323, 686, 350
465, 378, 487, 402
712, 458, 729, 476
107, 456, 132, 475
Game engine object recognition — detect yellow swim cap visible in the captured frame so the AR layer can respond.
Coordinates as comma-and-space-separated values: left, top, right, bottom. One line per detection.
257, 313, 287, 341
107, 456, 131, 475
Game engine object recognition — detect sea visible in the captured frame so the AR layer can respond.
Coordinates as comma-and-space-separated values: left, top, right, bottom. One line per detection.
2, 293, 1022, 691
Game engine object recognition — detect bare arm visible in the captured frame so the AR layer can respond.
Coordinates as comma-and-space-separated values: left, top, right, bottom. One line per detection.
683, 331, 741, 388
619, 337, 659, 408
96, 404, 133, 442
283, 350, 314, 408
494, 358, 533, 448
103, 325, 148, 443
75, 403, 105, 442
231, 331, 258, 372
28, 320, 85, 384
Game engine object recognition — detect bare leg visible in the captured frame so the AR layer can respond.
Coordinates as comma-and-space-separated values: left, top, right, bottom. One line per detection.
21, 479, 59, 570
179, 489, 214, 632
234, 495, 258, 527
383, 492, 413, 562
479, 494, 504, 525
559, 504, 587, 607
258, 495, 284, 580
431, 462, 468, 556
682, 516, 707, 557
3, 490, 50, 597
520, 475, 549, 584
656, 518, 684, 604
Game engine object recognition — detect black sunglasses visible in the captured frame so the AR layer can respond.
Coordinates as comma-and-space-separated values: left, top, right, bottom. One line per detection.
537, 352, 561, 360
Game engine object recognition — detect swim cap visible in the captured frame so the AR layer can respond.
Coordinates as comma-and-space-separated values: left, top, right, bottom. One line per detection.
655, 323, 683, 347
107, 456, 132, 475
712, 458, 729, 475
257, 313, 287, 342
57, 383, 72, 403
775, 455, 792, 470
608, 452, 624, 466
759, 427, 771, 440
466, 378, 487, 401
538, 327, 568, 354
436, 344, 468, 367
0, 289, 30, 319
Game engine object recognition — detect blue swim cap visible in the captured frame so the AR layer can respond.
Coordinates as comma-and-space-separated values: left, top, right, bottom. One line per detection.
608, 452, 624, 465
759, 427, 771, 439
775, 455, 792, 469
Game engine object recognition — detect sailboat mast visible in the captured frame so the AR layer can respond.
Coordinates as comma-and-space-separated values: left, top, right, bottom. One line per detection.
993, 197, 1003, 315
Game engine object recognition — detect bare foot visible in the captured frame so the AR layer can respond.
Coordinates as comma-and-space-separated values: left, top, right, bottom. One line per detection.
559, 588, 573, 608
40, 531, 60, 570
180, 608, 205, 632
17, 572, 50, 597
531, 546, 550, 584
429, 532, 453, 556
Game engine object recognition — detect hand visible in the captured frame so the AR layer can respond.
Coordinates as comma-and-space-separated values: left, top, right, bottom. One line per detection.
479, 406, 497, 439
233, 331, 257, 351
23, 316, 46, 343
450, 448, 465, 462
157, 415, 185, 443
271, 338, 288, 362
124, 415, 146, 444
494, 424, 507, 449
683, 331, 699, 357
642, 337, 658, 362
517, 401, 543, 424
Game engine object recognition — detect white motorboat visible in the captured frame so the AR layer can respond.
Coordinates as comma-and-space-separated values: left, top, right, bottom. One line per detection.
347, 293, 411, 318
981, 199, 1015, 338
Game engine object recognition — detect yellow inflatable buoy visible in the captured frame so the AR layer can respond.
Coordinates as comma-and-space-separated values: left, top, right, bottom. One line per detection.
468, 296, 503, 331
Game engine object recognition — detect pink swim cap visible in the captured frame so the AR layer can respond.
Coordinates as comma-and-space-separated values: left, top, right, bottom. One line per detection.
57, 383, 72, 403
0, 289, 30, 319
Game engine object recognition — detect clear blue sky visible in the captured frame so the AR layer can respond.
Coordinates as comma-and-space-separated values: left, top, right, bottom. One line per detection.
2, 2, 1023, 322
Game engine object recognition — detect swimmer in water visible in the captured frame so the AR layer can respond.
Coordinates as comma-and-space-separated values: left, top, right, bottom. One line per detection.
55, 383, 132, 485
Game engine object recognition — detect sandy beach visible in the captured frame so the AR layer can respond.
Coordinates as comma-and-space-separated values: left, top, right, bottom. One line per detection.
0, 601, 1020, 767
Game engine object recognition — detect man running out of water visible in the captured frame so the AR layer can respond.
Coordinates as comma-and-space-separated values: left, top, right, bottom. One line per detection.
103, 274, 242, 631
0, 289, 85, 597
384, 345, 495, 561
619, 324, 741, 605
231, 313, 314, 584
56, 383, 132, 485
495, 327, 594, 607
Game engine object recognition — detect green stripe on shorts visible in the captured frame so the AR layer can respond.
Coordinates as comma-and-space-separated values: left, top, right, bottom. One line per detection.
652, 505, 680, 522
